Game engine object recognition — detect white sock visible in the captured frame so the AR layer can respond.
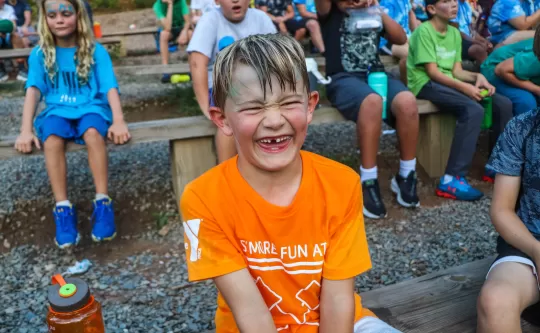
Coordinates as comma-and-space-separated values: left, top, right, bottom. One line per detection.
399, 158, 416, 178
442, 174, 454, 184
56, 200, 71, 207
95, 193, 109, 201
360, 166, 378, 182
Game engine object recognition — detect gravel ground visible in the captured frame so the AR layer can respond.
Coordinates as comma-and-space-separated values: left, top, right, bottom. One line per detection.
0, 79, 498, 332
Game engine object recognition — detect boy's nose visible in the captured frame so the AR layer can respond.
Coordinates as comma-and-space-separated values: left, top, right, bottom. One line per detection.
262, 107, 286, 129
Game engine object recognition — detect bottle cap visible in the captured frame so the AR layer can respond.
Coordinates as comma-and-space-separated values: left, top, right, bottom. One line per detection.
48, 274, 91, 312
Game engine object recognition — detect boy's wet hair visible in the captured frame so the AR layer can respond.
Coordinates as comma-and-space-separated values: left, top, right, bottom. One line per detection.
534, 25, 540, 61
212, 33, 310, 110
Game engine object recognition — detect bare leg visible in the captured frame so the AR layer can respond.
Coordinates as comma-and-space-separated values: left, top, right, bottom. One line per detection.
44, 135, 68, 202
495, 30, 535, 49
83, 128, 108, 195
159, 30, 172, 65
477, 262, 540, 333
357, 94, 383, 168
390, 42, 409, 59
294, 28, 307, 41
392, 91, 419, 161
468, 43, 488, 64
306, 20, 325, 53
216, 129, 237, 163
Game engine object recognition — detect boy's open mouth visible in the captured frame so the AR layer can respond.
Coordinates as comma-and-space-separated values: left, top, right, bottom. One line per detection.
232, 5, 242, 12
256, 135, 292, 153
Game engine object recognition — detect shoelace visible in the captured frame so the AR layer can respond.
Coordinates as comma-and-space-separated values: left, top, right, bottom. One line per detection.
367, 183, 382, 207
56, 209, 72, 233
92, 202, 111, 226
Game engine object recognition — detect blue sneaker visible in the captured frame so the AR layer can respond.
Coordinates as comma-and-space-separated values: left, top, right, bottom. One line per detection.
54, 205, 80, 249
436, 175, 484, 201
91, 198, 117, 242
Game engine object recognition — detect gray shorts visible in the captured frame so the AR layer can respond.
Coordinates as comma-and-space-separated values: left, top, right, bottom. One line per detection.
326, 72, 409, 127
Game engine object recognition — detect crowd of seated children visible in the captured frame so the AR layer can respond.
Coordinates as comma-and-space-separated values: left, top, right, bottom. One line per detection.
451, 0, 491, 65
292, 0, 325, 54
0, 0, 27, 81
487, 0, 540, 48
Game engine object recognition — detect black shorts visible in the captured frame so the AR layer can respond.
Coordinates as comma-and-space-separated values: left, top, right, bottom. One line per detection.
326, 71, 410, 128
285, 18, 312, 34
489, 236, 540, 325
461, 38, 474, 61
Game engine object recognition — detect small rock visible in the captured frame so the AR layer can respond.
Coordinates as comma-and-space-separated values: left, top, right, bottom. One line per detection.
3, 238, 10, 249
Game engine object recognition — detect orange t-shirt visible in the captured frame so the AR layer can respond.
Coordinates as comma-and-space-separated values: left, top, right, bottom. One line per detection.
180, 151, 375, 332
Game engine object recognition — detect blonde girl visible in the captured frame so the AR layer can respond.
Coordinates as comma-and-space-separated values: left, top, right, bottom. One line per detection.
14, 0, 130, 248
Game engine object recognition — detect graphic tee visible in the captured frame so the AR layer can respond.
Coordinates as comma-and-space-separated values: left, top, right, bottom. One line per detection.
26, 44, 118, 141
153, 0, 189, 28
186, 8, 276, 88
407, 21, 462, 96
181, 151, 375, 333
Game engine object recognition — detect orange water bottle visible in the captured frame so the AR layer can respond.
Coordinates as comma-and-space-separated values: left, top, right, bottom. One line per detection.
47, 274, 105, 333
93, 22, 102, 38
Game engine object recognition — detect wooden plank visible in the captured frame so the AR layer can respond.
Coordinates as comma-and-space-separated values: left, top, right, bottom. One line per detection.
0, 48, 31, 59
170, 137, 217, 213
98, 37, 122, 45
416, 112, 455, 178
115, 63, 191, 75
361, 257, 539, 333
102, 27, 158, 38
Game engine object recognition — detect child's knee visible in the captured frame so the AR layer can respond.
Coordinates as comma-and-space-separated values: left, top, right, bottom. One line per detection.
44, 135, 64, 150
392, 91, 418, 118
515, 93, 537, 113
477, 281, 520, 317
159, 30, 171, 42
82, 128, 105, 144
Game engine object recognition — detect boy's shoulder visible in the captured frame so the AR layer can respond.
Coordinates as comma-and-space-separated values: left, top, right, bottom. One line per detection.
303, 151, 361, 188
182, 159, 230, 202
505, 110, 539, 137
246, 7, 272, 21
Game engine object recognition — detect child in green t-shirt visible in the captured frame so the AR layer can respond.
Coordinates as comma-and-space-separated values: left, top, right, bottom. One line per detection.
406, 0, 513, 200
480, 36, 540, 117
154, 0, 192, 81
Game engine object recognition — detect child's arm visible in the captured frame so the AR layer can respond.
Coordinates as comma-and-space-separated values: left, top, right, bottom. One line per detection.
284, 4, 296, 21
491, 174, 540, 267
424, 62, 483, 100
14, 87, 41, 153
319, 278, 355, 333
162, 0, 174, 31
408, 9, 418, 32
453, 62, 496, 98
297, 2, 317, 20
314, 0, 332, 18
106, 89, 131, 145
214, 269, 277, 332
381, 10, 407, 45
508, 11, 540, 30
495, 57, 540, 95
189, 52, 210, 118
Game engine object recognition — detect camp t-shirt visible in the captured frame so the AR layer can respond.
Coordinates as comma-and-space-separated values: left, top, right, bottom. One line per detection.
487, 111, 540, 238
320, 2, 385, 76
480, 38, 540, 85
407, 21, 462, 96
487, 0, 525, 44
26, 44, 118, 142
181, 151, 375, 333
380, 0, 412, 48
450, 0, 473, 36
153, 0, 189, 28
186, 8, 276, 88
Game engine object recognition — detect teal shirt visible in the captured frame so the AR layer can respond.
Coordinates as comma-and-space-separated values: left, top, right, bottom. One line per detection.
407, 22, 462, 96
480, 38, 540, 85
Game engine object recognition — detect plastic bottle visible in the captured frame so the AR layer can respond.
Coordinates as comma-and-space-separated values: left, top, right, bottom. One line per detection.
346, 6, 383, 33
93, 22, 102, 38
368, 72, 388, 120
47, 274, 105, 333
480, 89, 492, 129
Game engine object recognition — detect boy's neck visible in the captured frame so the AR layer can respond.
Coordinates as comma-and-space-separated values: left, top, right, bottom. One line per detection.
430, 17, 449, 33
55, 35, 77, 48
237, 154, 303, 207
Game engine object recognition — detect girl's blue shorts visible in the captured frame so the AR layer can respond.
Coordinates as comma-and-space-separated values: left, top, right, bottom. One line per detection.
40, 113, 109, 145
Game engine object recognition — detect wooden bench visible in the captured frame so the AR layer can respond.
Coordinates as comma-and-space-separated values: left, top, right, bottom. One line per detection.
102, 27, 159, 57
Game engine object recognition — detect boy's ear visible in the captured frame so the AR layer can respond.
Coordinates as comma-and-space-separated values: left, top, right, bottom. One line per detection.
426, 4, 436, 16
209, 106, 234, 136
306, 91, 319, 125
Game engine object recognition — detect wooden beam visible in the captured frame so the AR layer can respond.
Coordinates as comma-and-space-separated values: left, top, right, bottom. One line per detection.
0, 48, 31, 59
115, 63, 191, 75
102, 27, 158, 38
416, 112, 456, 178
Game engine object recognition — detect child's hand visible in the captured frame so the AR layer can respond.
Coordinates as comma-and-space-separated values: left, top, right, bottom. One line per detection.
14, 131, 41, 153
475, 74, 496, 96
107, 120, 131, 145
460, 83, 483, 101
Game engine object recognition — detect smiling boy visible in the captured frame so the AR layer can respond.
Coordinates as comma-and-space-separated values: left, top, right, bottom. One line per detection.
181, 34, 401, 333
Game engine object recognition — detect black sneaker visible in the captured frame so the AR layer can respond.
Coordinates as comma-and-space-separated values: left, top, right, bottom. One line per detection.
362, 179, 387, 219
391, 171, 420, 208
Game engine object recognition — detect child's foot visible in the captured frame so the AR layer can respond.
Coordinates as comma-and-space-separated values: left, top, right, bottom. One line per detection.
16, 69, 28, 82
391, 171, 420, 208
91, 198, 117, 242
362, 179, 387, 219
436, 175, 483, 201
54, 205, 80, 249
482, 168, 496, 183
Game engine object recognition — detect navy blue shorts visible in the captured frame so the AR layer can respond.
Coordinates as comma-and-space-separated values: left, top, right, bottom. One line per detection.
326, 72, 409, 127
40, 113, 109, 145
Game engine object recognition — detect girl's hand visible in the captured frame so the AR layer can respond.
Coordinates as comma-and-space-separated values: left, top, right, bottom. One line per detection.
14, 131, 41, 153
475, 74, 496, 96
108, 120, 131, 145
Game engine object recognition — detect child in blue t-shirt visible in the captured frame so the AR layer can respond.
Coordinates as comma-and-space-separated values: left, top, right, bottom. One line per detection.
487, 0, 540, 47
14, 0, 131, 249
451, 0, 491, 64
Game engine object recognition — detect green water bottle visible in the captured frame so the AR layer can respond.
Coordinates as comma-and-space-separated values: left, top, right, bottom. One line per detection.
367, 72, 388, 120
171, 74, 191, 84
480, 89, 492, 130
